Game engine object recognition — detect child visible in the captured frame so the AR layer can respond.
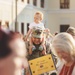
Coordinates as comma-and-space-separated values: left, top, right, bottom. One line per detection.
25, 11, 46, 55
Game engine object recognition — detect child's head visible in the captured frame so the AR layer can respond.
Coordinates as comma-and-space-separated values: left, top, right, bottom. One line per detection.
34, 11, 43, 22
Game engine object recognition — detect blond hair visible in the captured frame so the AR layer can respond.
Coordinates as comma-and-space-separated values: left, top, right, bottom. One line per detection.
34, 11, 43, 21
52, 32, 75, 60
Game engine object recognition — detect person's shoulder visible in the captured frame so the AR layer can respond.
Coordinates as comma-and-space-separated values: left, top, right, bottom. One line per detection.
39, 22, 45, 29
38, 22, 45, 28
72, 65, 75, 75
29, 22, 36, 29
40, 22, 44, 25
30, 22, 35, 25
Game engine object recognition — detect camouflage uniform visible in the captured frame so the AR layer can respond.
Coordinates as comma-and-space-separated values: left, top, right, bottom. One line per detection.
26, 27, 47, 60
25, 27, 57, 75
26, 26, 57, 63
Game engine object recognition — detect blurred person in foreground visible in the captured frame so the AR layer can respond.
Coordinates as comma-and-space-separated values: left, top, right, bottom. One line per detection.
52, 33, 75, 75
0, 29, 28, 75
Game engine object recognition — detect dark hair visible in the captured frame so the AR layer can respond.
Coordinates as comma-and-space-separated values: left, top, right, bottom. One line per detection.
50, 72, 57, 75
54, 32, 58, 35
0, 29, 23, 59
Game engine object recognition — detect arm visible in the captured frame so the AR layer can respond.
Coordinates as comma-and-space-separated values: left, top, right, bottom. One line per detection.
41, 37, 46, 55
29, 37, 33, 55
25, 29, 32, 41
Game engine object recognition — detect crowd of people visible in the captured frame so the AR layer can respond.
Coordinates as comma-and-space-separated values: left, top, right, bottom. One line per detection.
0, 11, 75, 75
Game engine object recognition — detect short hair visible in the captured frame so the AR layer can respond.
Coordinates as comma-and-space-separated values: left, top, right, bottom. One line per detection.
34, 11, 43, 21
52, 32, 75, 60
66, 27, 75, 36
0, 29, 25, 58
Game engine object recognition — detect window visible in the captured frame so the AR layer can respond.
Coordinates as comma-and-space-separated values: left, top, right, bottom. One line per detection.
27, 23, 29, 32
60, 0, 69, 9
21, 22, 24, 34
5, 21, 9, 28
60, 25, 70, 32
41, 0, 44, 8
27, 0, 30, 4
22, 0, 24, 2
33, 0, 37, 6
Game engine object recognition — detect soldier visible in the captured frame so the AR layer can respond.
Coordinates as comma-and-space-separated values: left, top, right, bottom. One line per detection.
25, 27, 57, 75
27, 27, 47, 60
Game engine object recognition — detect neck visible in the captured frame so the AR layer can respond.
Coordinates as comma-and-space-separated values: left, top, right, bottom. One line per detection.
65, 60, 74, 66
34, 20, 41, 24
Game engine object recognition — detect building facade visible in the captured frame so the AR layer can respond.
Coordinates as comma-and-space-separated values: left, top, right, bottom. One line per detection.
0, 0, 75, 34
48, 0, 75, 33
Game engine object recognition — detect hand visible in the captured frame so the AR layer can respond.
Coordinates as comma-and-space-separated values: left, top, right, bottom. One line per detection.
29, 50, 32, 55
41, 50, 46, 55
24, 37, 27, 41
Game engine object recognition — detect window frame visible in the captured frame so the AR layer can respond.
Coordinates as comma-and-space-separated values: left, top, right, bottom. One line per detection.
27, 0, 30, 4
22, 0, 24, 2
41, 0, 44, 8
60, 0, 70, 9
27, 23, 29, 32
33, 0, 37, 6
60, 25, 70, 32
